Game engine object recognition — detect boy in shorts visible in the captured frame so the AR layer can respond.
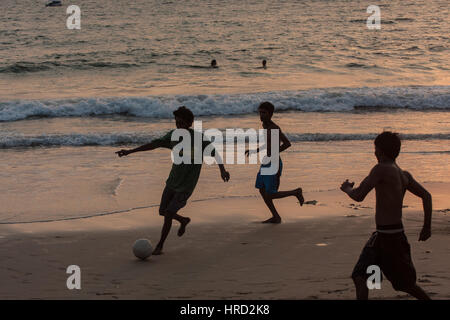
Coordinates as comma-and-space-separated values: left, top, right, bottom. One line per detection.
246, 101, 304, 224
340, 131, 432, 299
116, 106, 230, 255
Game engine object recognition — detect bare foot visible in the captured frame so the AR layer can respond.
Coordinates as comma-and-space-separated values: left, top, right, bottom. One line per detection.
152, 246, 163, 255
178, 217, 191, 237
262, 217, 282, 224
296, 188, 304, 206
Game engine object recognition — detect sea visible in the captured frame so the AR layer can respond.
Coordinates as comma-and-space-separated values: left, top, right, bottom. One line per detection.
0, 0, 448, 223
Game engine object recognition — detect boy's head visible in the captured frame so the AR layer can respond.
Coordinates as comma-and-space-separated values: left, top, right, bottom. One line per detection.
258, 101, 274, 122
211, 59, 217, 67
374, 131, 401, 161
173, 106, 194, 128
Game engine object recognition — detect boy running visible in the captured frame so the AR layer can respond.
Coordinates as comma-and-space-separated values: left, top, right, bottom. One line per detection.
341, 131, 432, 300
246, 101, 304, 224
116, 106, 230, 255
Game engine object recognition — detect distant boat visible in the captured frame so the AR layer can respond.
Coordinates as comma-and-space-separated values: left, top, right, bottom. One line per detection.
45, 1, 62, 7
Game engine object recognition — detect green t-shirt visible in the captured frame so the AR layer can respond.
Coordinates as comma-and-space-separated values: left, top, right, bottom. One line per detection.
152, 129, 215, 194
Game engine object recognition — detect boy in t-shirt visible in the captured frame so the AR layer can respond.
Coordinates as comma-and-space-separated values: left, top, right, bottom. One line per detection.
116, 106, 230, 255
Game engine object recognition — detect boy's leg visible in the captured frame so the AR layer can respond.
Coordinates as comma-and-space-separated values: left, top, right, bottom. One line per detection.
154, 189, 191, 255
154, 212, 190, 255
153, 213, 174, 255
353, 276, 369, 300
402, 285, 431, 300
380, 232, 430, 300
260, 168, 304, 204
268, 188, 304, 205
259, 188, 282, 223
154, 187, 174, 254
173, 213, 190, 237
351, 232, 378, 300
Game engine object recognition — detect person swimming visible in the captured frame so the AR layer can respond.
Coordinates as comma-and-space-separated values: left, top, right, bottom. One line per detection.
262, 60, 267, 69
211, 59, 218, 68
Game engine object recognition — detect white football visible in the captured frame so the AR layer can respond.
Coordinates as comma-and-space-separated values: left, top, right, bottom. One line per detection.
133, 239, 153, 260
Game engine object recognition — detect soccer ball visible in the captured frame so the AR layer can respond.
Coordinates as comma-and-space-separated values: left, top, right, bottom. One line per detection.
132, 239, 153, 260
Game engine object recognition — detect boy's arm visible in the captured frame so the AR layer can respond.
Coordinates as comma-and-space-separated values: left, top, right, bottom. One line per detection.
266, 124, 290, 156
278, 129, 291, 153
405, 171, 432, 241
116, 132, 172, 157
214, 150, 230, 182
116, 141, 160, 157
245, 145, 265, 156
340, 165, 381, 202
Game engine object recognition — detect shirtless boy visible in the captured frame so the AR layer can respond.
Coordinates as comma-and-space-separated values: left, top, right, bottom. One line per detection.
341, 131, 432, 300
246, 101, 304, 223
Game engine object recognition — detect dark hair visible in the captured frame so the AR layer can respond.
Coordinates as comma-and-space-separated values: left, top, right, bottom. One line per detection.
262, 59, 267, 66
374, 131, 401, 160
211, 59, 217, 66
173, 106, 194, 126
258, 101, 274, 115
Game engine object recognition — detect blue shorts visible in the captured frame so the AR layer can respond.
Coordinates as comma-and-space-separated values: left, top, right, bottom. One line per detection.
255, 159, 283, 194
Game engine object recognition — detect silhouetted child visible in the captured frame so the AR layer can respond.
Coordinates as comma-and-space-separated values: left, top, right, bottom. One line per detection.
116, 106, 230, 255
246, 101, 304, 223
211, 59, 218, 68
341, 131, 432, 300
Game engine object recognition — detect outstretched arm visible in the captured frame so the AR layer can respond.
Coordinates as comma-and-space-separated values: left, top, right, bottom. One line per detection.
340, 165, 381, 202
405, 171, 432, 241
116, 141, 160, 157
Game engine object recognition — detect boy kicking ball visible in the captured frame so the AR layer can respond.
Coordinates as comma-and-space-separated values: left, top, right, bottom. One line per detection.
116, 106, 230, 255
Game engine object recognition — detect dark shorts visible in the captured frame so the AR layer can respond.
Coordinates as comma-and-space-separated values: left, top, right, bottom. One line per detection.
255, 159, 283, 194
159, 186, 192, 217
352, 231, 417, 291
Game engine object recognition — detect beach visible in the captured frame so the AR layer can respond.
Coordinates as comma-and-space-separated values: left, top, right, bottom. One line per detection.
1, 0, 449, 300
1, 184, 449, 300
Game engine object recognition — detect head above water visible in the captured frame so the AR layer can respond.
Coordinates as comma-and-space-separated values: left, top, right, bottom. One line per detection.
374, 131, 401, 162
173, 106, 194, 128
262, 60, 267, 67
258, 101, 274, 122
211, 59, 217, 68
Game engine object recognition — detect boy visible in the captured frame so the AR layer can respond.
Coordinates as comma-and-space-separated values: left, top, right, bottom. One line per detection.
341, 131, 432, 300
116, 106, 230, 255
246, 101, 304, 224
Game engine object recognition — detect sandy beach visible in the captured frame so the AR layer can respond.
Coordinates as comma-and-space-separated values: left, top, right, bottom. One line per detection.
1, 0, 449, 303
1, 184, 448, 300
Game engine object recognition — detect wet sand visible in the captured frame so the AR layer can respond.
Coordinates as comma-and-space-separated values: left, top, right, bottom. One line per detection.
0, 186, 449, 300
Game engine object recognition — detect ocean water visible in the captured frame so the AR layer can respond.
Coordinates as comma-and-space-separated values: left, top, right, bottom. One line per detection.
1, 0, 449, 97
0, 0, 449, 223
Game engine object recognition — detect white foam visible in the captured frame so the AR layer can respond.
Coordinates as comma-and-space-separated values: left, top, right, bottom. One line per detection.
0, 86, 448, 122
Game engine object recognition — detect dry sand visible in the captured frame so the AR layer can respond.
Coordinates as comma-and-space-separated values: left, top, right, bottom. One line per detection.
0, 185, 449, 300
